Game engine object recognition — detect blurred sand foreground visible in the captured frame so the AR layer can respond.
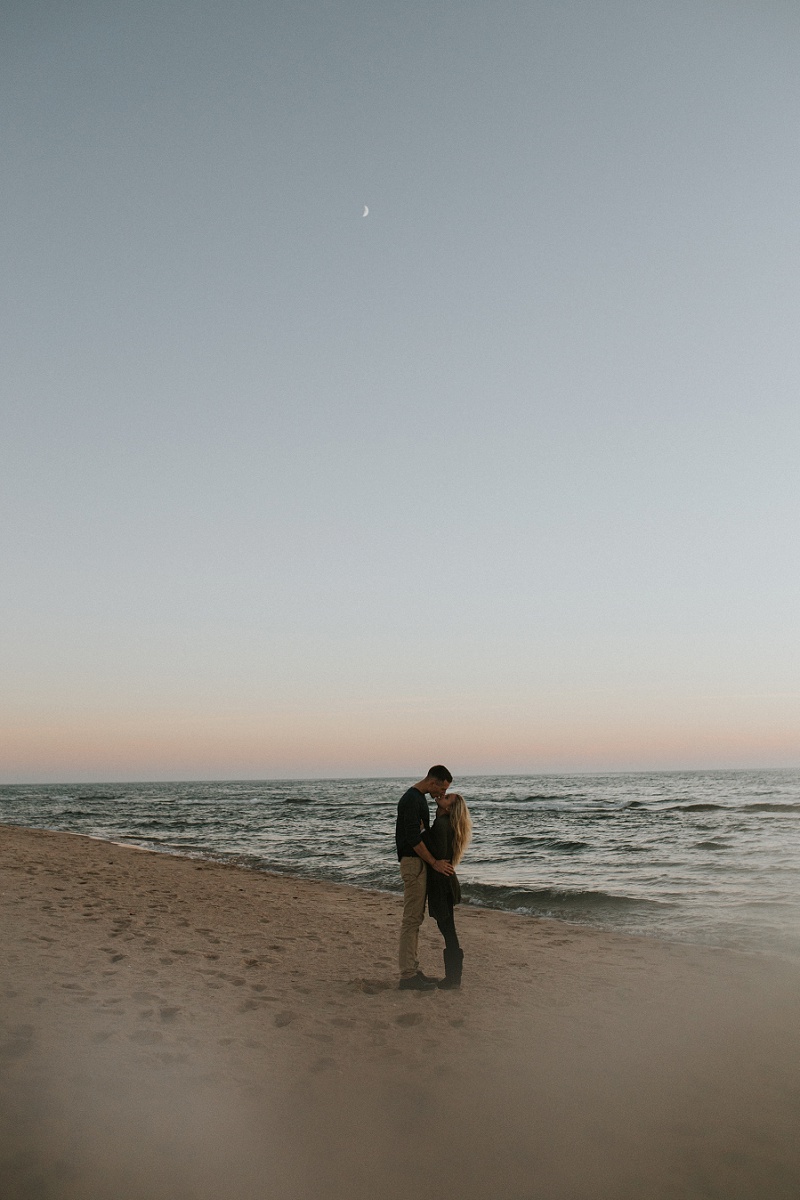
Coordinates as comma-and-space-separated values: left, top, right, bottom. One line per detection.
1, 825, 799, 1200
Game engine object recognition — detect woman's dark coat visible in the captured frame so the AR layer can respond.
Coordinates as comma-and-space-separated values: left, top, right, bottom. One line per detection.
424, 813, 461, 921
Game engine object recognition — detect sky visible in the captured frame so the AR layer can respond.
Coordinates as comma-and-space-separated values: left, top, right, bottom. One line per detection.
2, 0, 799, 782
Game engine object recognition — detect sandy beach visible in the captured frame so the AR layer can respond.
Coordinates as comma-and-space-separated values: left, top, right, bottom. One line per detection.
2, 824, 799, 1199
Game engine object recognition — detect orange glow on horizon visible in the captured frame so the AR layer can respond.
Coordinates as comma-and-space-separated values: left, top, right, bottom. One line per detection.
2, 700, 799, 781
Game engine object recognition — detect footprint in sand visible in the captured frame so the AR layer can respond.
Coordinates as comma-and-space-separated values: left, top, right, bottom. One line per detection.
310, 1057, 336, 1073
203, 970, 247, 986
352, 979, 393, 995
395, 1012, 424, 1027
274, 1011, 294, 1027
239, 998, 270, 1012
129, 1030, 164, 1045
0, 1025, 34, 1062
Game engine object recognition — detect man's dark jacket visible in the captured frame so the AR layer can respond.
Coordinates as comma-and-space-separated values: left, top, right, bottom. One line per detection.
395, 787, 430, 860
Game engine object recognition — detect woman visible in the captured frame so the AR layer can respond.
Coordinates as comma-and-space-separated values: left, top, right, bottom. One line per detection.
424, 790, 472, 989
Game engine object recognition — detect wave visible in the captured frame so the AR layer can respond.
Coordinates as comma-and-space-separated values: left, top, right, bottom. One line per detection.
51, 808, 100, 819
669, 803, 724, 811
742, 803, 800, 814
462, 882, 669, 915
507, 836, 590, 851
97, 816, 192, 833
522, 794, 577, 802
669, 801, 800, 814
485, 793, 580, 804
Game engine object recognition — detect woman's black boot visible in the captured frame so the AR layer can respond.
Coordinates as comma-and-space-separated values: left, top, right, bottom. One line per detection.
438, 948, 463, 989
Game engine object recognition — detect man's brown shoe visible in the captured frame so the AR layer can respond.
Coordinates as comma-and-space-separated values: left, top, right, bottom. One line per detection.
415, 970, 440, 984
398, 974, 437, 991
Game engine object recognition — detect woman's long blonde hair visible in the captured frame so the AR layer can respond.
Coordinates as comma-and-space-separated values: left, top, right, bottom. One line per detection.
447, 792, 472, 866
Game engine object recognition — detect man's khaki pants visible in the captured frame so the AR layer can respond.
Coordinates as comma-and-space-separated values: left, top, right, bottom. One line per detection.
399, 856, 427, 978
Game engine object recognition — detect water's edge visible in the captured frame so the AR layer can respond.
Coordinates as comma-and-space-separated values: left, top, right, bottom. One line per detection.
3, 771, 799, 960
2, 818, 789, 965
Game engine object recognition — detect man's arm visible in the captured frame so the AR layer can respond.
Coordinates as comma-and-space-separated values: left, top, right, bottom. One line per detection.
413, 839, 455, 875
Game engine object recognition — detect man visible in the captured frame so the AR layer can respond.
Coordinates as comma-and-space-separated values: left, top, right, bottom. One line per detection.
395, 765, 455, 991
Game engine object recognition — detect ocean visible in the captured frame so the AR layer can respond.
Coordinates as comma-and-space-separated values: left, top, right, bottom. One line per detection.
2, 770, 799, 959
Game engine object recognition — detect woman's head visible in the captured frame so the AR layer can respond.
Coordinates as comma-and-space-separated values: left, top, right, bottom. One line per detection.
443, 791, 472, 866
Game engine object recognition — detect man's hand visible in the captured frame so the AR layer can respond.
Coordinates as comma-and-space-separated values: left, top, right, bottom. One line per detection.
412, 841, 456, 876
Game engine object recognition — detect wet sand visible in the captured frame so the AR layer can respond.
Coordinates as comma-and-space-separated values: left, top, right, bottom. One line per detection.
2, 824, 799, 1199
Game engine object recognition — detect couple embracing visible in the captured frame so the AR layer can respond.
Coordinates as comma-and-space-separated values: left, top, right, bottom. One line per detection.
395, 765, 472, 991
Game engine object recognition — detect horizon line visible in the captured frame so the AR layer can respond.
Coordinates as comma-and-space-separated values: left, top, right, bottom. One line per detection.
2, 764, 799, 788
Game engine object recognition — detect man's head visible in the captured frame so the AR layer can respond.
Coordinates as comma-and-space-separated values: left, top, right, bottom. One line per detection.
423, 764, 452, 800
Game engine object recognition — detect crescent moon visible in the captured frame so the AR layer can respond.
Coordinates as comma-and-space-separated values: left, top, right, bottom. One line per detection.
362, 205, 369, 217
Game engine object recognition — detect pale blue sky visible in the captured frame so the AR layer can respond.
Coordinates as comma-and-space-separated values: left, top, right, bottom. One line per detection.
2, 1, 799, 780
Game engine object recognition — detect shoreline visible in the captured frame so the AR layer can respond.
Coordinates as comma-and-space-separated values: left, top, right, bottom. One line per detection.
2, 818, 792, 965
2, 824, 800, 1198
5, 771, 800, 967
